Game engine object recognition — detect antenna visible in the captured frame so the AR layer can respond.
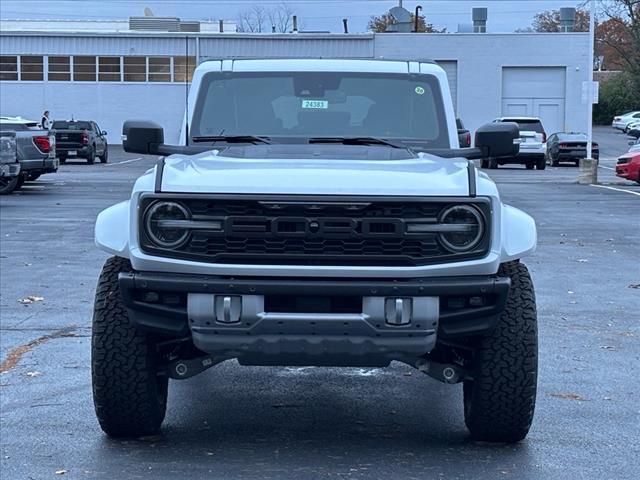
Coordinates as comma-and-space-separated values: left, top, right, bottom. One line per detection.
184, 35, 189, 146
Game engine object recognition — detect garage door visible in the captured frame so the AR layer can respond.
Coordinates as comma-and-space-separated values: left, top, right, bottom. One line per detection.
502, 67, 566, 135
436, 61, 457, 113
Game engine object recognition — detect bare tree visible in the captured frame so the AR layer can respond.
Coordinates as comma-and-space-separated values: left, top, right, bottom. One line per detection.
237, 5, 267, 33
268, 3, 295, 33
237, 3, 296, 33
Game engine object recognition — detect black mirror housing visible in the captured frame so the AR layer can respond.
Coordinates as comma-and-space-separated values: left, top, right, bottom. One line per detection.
122, 120, 164, 155
475, 122, 520, 158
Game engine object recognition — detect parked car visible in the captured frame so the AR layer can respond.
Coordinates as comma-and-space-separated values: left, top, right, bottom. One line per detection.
0, 116, 58, 188
456, 118, 471, 148
0, 130, 22, 194
612, 111, 640, 131
52, 120, 108, 164
626, 121, 640, 139
615, 152, 640, 184
487, 117, 546, 170
628, 138, 640, 153
546, 132, 599, 166
91, 58, 538, 443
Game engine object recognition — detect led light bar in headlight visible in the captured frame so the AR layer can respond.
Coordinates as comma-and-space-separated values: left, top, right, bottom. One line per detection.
144, 201, 192, 248
437, 205, 484, 252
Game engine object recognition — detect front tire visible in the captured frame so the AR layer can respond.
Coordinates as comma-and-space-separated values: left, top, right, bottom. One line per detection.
99, 145, 108, 163
488, 158, 498, 169
92, 256, 168, 438
525, 161, 534, 170
86, 146, 95, 165
480, 159, 489, 169
463, 261, 537, 443
535, 156, 546, 170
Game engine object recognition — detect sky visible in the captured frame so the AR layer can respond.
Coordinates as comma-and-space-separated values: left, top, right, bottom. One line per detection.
0, 0, 585, 33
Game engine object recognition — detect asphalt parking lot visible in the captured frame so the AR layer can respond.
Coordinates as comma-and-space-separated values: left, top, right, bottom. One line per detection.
1, 127, 638, 479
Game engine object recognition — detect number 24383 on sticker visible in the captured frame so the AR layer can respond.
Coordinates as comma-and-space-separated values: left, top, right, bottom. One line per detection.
301, 99, 329, 109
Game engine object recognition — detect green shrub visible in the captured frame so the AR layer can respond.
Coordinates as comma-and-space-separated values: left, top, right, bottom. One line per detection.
594, 73, 640, 125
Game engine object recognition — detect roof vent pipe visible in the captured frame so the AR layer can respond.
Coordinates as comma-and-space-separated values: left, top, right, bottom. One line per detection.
292, 15, 298, 33
472, 8, 487, 33
342, 18, 348, 33
560, 7, 576, 32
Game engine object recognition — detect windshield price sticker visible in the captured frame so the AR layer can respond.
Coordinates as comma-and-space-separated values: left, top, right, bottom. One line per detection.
301, 99, 329, 109
415, 86, 425, 95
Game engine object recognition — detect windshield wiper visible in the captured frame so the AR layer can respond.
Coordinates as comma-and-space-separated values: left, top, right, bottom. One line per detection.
308, 137, 405, 149
191, 135, 271, 144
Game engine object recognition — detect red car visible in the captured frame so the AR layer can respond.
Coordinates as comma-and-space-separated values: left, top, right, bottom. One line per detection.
616, 152, 640, 184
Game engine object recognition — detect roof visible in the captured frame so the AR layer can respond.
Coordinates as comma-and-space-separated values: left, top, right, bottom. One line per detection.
495, 117, 542, 121
196, 58, 442, 74
0, 116, 37, 124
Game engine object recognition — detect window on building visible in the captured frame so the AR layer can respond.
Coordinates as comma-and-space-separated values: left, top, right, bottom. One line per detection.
73, 56, 96, 81
20, 56, 43, 81
173, 56, 196, 82
0, 56, 18, 80
48, 56, 71, 81
124, 56, 146, 82
149, 57, 171, 82
98, 56, 121, 82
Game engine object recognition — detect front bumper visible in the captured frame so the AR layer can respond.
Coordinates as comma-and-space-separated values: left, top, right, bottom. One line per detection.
0, 163, 21, 177
20, 157, 58, 174
616, 163, 640, 182
119, 271, 510, 365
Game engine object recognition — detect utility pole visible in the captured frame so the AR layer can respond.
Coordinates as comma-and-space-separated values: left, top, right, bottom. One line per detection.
587, 0, 595, 160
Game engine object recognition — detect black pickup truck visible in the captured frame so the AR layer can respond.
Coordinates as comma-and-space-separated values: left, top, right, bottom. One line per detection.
53, 120, 108, 164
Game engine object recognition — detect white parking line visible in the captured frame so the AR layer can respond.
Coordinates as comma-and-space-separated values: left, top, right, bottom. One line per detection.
590, 184, 640, 197
105, 157, 142, 166
598, 165, 615, 171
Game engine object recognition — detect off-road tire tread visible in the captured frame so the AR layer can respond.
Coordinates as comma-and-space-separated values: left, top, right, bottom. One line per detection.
464, 261, 537, 443
92, 256, 167, 438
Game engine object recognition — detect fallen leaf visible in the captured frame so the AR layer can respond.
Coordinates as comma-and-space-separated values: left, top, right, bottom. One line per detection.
55, 469, 67, 475
629, 284, 640, 289
26, 371, 42, 378
567, 291, 575, 294
577, 259, 588, 263
599, 345, 615, 350
549, 392, 587, 401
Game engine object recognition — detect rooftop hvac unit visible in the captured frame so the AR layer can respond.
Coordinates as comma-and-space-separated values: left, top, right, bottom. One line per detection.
129, 16, 181, 32
179, 21, 201, 32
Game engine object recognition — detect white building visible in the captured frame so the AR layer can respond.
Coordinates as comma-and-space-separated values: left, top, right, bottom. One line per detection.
0, 27, 590, 144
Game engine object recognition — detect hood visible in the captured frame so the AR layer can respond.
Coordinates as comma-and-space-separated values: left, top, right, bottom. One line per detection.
159, 149, 476, 197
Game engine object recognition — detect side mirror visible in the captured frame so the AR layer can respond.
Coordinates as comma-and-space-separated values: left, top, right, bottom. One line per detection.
475, 122, 520, 158
101, 130, 107, 136
122, 120, 164, 155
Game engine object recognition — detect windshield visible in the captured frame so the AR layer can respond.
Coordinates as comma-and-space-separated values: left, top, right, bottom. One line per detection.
502, 119, 544, 134
190, 72, 449, 148
52, 121, 91, 130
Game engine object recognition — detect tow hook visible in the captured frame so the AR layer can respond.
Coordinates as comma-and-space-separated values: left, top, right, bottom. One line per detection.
167, 356, 219, 380
415, 359, 467, 384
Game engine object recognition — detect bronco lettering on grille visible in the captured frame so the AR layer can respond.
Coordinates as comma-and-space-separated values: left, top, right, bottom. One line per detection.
226, 217, 403, 238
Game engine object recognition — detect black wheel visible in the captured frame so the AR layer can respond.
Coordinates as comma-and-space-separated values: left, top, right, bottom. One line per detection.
552, 157, 559, 167
92, 256, 168, 438
27, 173, 41, 181
0, 175, 19, 195
15, 175, 25, 189
480, 159, 489, 169
99, 145, 108, 163
535, 156, 546, 170
87, 146, 96, 165
463, 261, 537, 443
525, 162, 534, 170
59, 156, 67, 164
488, 158, 498, 169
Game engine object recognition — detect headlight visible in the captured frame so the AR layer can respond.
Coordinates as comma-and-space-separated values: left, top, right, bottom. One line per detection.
437, 205, 484, 253
144, 201, 190, 248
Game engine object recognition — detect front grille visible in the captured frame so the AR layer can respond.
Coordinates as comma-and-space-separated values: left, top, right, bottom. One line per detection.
139, 195, 491, 267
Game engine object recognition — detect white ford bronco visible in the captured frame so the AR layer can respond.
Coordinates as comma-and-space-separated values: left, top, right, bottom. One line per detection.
93, 59, 538, 443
